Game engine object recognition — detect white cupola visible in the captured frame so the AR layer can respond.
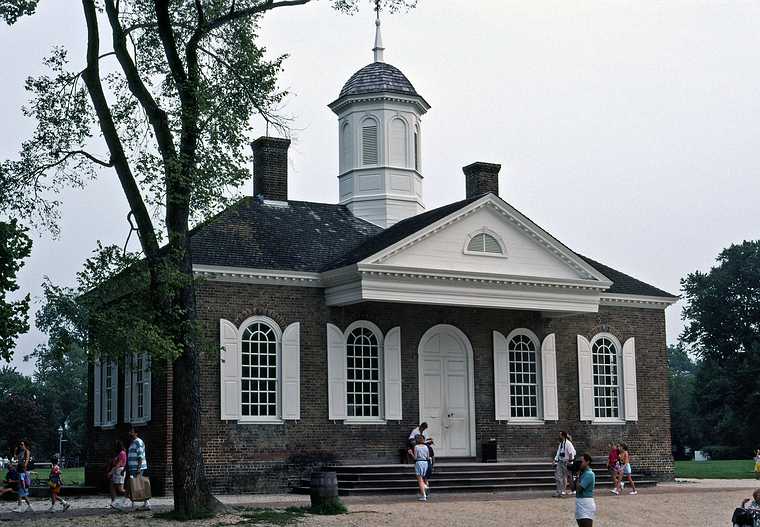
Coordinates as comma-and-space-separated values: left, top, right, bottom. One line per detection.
328, 10, 430, 228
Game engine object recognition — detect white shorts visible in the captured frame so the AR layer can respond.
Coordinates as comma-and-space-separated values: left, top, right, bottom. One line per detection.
112, 470, 125, 485
575, 498, 596, 520
414, 461, 428, 477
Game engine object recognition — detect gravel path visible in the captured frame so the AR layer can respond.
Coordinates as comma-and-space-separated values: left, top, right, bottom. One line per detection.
0, 484, 757, 526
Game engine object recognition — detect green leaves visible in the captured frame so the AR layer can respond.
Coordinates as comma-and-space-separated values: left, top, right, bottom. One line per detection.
0, 219, 32, 363
0, 0, 39, 25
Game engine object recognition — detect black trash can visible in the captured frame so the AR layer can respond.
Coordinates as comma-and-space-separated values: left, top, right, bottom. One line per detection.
481, 438, 498, 463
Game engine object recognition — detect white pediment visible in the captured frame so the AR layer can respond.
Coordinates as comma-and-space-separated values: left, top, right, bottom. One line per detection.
361, 194, 610, 285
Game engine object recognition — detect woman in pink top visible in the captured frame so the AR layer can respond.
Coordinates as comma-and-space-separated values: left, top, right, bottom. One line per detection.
108, 440, 127, 508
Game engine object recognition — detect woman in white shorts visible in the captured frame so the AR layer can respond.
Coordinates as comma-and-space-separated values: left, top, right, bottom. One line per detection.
575, 453, 596, 527
409, 434, 430, 502
109, 440, 127, 508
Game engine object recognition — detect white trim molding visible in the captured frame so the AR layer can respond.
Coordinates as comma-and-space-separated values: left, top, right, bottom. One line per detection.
599, 293, 679, 309
194, 265, 322, 287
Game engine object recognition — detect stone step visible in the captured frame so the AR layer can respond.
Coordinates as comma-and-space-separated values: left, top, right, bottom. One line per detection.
293, 479, 658, 496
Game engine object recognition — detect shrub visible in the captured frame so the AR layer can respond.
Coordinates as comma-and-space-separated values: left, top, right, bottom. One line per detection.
701, 445, 754, 460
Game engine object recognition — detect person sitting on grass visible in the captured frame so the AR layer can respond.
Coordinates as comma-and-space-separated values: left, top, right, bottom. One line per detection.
48, 456, 70, 512
1, 464, 33, 514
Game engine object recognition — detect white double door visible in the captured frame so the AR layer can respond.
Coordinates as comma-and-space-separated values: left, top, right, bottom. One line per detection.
419, 326, 473, 458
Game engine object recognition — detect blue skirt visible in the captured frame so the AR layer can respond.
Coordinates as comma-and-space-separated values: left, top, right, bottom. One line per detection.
415, 460, 428, 477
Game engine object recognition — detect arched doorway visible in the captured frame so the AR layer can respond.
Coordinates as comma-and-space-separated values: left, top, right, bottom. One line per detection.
418, 324, 475, 457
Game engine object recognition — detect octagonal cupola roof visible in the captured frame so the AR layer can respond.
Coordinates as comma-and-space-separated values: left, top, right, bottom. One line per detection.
339, 62, 419, 98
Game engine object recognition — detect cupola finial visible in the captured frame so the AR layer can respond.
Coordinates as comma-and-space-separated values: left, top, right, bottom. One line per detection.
372, 0, 385, 63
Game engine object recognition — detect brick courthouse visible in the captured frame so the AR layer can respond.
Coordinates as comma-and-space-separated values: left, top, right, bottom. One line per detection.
86, 17, 677, 494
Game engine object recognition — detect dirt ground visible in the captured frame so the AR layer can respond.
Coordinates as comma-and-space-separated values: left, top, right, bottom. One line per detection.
0, 485, 754, 526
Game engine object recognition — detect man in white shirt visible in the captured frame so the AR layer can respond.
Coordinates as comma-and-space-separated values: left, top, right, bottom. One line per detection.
553, 431, 576, 497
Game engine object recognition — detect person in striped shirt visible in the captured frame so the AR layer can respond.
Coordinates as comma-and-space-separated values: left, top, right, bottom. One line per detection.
127, 427, 151, 511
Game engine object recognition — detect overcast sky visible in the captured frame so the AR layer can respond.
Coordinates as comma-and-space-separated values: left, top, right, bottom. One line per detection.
2, 1, 759, 375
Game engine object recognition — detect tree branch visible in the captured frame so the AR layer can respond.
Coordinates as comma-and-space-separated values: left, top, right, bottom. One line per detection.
102, 0, 179, 169
204, 0, 311, 35
80, 0, 160, 264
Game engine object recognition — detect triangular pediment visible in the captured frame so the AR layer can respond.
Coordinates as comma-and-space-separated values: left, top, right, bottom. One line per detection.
359, 194, 611, 286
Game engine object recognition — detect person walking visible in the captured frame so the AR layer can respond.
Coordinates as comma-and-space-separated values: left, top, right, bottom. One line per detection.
126, 427, 151, 511
754, 450, 760, 480
108, 440, 128, 509
619, 443, 637, 495
575, 453, 596, 527
0, 464, 32, 513
47, 455, 71, 512
553, 431, 575, 497
13, 441, 32, 513
409, 434, 430, 502
607, 442, 623, 495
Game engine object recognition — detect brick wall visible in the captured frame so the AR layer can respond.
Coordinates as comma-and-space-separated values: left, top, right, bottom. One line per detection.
87, 281, 673, 494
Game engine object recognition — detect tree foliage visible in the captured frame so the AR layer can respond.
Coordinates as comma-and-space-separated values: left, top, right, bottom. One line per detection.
676, 240, 760, 452
0, 218, 32, 362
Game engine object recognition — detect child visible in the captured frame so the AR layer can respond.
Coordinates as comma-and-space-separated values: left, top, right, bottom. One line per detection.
48, 456, 70, 512
408, 434, 430, 502
754, 450, 760, 480
618, 443, 637, 495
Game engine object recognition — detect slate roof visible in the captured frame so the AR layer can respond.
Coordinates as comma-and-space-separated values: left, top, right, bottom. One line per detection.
339, 62, 420, 98
189, 196, 676, 299
190, 198, 382, 272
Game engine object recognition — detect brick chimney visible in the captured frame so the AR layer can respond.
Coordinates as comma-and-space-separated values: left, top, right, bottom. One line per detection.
252, 136, 291, 201
463, 162, 501, 199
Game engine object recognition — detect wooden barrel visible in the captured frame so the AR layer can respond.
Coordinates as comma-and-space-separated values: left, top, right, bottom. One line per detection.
310, 471, 339, 508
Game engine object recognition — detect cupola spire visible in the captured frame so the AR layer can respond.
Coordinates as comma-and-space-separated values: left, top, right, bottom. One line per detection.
372, 0, 385, 63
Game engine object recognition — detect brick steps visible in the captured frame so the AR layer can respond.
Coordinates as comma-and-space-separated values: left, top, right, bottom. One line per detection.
293, 460, 656, 496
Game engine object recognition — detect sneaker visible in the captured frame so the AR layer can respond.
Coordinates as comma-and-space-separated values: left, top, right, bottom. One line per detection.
629, 490, 638, 495
417, 496, 427, 502
610, 489, 620, 495
63, 502, 71, 512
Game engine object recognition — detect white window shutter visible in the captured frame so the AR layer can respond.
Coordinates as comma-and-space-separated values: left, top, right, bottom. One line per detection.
143, 354, 152, 422
109, 361, 119, 426
327, 323, 347, 420
281, 322, 301, 420
123, 356, 132, 424
219, 319, 241, 421
493, 331, 510, 421
577, 335, 595, 421
384, 326, 402, 420
541, 333, 559, 421
622, 337, 638, 421
94, 361, 102, 427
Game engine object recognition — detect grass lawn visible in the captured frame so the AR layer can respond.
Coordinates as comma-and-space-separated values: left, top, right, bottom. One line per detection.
60, 466, 85, 486
675, 459, 759, 479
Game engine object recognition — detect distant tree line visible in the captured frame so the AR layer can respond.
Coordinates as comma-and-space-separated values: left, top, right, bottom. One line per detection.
670, 240, 760, 460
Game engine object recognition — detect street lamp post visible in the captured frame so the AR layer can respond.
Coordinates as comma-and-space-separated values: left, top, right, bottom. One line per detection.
57, 426, 64, 462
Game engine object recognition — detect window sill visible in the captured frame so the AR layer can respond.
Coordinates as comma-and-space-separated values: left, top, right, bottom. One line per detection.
96, 424, 117, 430
462, 250, 507, 259
343, 419, 387, 426
591, 419, 627, 426
507, 419, 545, 426
238, 418, 285, 425
127, 420, 150, 427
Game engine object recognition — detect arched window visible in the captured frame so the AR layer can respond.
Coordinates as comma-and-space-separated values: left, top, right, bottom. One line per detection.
340, 121, 352, 172
591, 334, 623, 419
414, 125, 420, 171
241, 318, 281, 419
361, 119, 378, 166
389, 118, 407, 167
507, 329, 541, 419
346, 323, 383, 419
464, 229, 505, 256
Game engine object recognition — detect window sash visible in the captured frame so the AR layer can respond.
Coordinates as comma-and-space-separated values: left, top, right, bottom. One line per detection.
241, 322, 279, 419
508, 335, 539, 419
592, 338, 621, 419
346, 327, 381, 418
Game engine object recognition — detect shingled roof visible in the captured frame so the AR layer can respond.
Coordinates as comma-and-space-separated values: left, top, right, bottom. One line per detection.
188, 196, 676, 299
339, 62, 419, 98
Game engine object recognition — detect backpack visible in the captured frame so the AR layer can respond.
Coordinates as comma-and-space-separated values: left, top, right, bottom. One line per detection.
732, 507, 754, 526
